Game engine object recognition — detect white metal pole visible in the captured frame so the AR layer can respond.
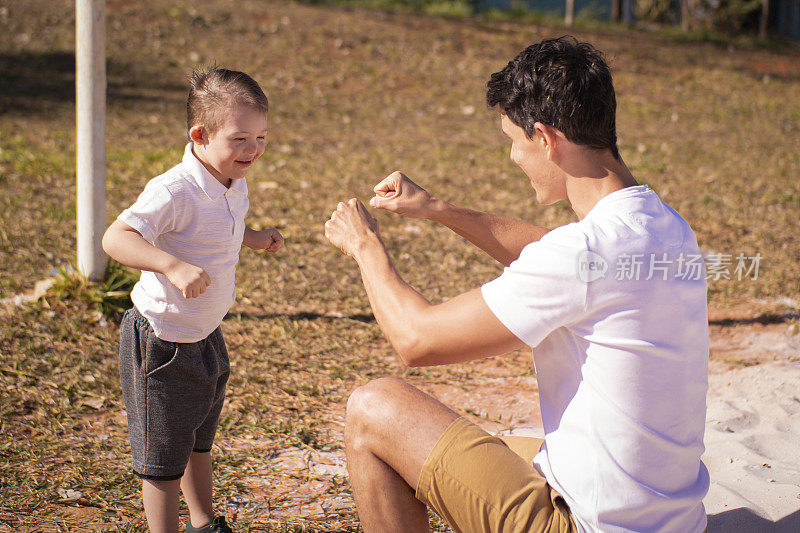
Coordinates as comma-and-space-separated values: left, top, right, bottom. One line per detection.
76, 0, 107, 280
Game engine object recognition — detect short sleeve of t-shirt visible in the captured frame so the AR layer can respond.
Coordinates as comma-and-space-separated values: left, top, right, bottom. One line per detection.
118, 181, 175, 243
481, 226, 588, 348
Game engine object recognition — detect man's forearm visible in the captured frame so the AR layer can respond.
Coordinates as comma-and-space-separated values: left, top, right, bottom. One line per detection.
353, 236, 435, 363
354, 235, 526, 367
426, 198, 549, 266
325, 197, 527, 367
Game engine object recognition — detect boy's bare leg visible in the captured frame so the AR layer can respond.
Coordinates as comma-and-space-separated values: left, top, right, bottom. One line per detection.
143, 478, 181, 533
345, 377, 460, 533
181, 451, 215, 527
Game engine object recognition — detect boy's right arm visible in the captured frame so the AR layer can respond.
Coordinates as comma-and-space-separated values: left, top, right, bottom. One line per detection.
369, 171, 550, 267
102, 219, 211, 298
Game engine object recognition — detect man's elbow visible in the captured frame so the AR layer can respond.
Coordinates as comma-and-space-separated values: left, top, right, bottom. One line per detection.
395, 334, 436, 368
400, 353, 426, 368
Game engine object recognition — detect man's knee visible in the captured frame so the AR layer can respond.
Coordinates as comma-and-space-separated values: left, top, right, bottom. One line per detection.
346, 377, 412, 438
347, 377, 406, 418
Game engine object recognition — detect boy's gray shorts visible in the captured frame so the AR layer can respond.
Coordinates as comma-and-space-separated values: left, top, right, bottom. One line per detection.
119, 307, 230, 480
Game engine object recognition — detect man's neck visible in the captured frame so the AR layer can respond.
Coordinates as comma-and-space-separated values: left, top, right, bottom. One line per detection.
564, 154, 638, 220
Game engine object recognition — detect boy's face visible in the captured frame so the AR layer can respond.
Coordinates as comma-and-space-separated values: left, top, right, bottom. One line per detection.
192, 104, 268, 187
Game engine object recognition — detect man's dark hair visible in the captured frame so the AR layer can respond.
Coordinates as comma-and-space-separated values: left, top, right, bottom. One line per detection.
486, 36, 619, 159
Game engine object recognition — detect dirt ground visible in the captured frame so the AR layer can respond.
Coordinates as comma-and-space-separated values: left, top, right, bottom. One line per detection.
3, 286, 798, 531
246, 312, 800, 529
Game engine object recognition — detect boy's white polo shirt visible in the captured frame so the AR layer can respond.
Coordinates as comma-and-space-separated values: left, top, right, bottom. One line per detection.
482, 186, 709, 533
118, 143, 249, 343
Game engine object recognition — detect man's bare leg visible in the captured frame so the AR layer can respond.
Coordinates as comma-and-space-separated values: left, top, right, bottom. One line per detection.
345, 377, 460, 533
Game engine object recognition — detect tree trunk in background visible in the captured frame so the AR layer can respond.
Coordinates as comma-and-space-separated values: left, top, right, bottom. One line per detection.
680, 0, 690, 30
611, 0, 621, 22
783, 0, 791, 37
566, 0, 575, 27
759, 0, 769, 38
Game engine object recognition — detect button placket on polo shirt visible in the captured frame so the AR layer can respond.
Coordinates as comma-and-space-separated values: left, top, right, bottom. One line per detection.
225, 189, 237, 237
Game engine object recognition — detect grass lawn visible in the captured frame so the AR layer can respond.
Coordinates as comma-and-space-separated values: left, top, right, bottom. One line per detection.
1, 0, 799, 530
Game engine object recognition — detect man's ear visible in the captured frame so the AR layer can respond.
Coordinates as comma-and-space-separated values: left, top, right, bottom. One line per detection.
188, 124, 207, 145
533, 122, 559, 160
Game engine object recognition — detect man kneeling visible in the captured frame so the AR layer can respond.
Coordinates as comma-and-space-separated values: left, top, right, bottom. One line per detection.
325, 36, 709, 533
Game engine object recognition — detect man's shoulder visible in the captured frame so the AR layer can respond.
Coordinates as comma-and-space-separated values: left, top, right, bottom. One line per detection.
541, 221, 587, 243
514, 223, 589, 273
582, 187, 697, 254
526, 222, 589, 255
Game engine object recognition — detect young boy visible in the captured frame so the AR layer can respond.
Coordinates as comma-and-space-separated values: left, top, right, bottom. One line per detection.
103, 67, 283, 533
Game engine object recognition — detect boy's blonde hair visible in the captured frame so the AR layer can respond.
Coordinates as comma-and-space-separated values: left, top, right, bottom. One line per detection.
187, 67, 268, 136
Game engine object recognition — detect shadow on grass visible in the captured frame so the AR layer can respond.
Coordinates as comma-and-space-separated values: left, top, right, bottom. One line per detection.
0, 51, 185, 115
226, 311, 376, 323
228, 310, 798, 327
708, 507, 800, 532
710, 312, 800, 327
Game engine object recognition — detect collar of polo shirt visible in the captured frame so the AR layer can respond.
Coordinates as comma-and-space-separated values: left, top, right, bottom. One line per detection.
182, 143, 247, 200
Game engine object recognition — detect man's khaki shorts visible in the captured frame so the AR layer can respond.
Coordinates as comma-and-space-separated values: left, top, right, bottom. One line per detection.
416, 417, 576, 533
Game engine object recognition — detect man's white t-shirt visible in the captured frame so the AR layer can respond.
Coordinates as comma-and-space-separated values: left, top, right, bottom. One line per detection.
482, 185, 709, 533
118, 144, 249, 343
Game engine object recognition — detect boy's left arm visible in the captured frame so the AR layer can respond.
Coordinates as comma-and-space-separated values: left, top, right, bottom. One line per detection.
243, 225, 284, 252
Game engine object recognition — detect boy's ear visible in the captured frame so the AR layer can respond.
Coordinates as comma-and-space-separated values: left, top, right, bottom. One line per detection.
189, 125, 207, 145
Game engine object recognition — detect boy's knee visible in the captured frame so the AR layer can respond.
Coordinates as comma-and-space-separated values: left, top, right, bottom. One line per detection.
142, 477, 182, 492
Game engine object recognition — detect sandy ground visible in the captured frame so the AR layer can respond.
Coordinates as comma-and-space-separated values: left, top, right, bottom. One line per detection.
268, 320, 800, 531
703, 362, 800, 532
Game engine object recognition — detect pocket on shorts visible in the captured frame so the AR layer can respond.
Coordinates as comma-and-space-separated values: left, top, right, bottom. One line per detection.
144, 331, 180, 377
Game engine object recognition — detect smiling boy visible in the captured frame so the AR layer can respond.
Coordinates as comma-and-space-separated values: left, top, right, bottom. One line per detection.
103, 68, 283, 533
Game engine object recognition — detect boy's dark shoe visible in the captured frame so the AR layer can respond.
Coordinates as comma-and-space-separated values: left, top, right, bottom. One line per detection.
184, 516, 233, 533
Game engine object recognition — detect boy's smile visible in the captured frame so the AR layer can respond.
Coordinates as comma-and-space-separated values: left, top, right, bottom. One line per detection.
191, 104, 268, 188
